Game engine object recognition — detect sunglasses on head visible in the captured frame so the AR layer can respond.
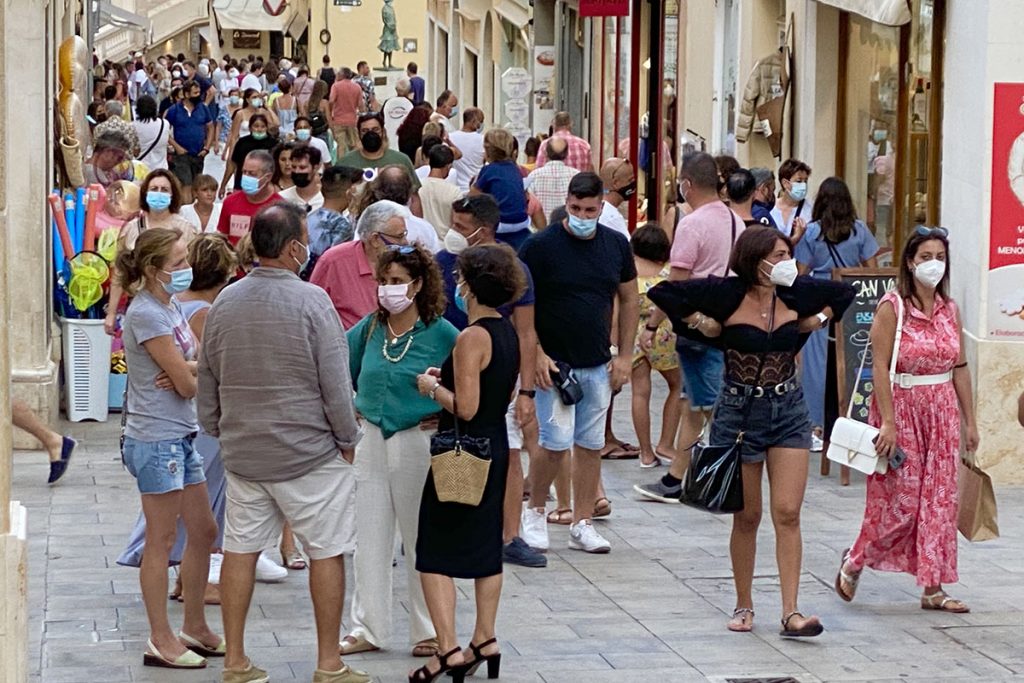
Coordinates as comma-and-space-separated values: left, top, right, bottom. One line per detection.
915, 225, 949, 238
386, 244, 415, 254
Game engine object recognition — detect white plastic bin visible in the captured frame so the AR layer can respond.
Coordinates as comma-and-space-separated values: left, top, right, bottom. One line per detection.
61, 318, 110, 422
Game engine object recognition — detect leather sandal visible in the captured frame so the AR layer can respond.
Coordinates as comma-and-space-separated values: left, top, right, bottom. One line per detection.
780, 611, 824, 638
727, 608, 754, 632
921, 591, 970, 613
546, 508, 573, 525
452, 637, 501, 679
412, 638, 439, 657
339, 634, 379, 655
834, 547, 861, 603
593, 497, 612, 518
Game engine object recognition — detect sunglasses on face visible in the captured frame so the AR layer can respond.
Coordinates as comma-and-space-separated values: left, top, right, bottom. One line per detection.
915, 225, 949, 238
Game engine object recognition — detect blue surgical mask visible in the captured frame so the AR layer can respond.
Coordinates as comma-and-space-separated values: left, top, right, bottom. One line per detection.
788, 181, 808, 201
292, 240, 310, 273
252, 131, 268, 140
251, 98, 263, 108
161, 267, 193, 294
873, 130, 887, 143
229, 95, 240, 105
449, 106, 459, 119
240, 174, 261, 195
146, 191, 172, 211
295, 128, 311, 141
566, 213, 598, 238
454, 283, 469, 313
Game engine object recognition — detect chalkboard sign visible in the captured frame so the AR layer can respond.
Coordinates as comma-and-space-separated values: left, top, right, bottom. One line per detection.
833, 268, 898, 423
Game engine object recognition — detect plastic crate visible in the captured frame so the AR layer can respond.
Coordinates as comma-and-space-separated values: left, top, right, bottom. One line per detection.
61, 318, 110, 422
108, 373, 127, 411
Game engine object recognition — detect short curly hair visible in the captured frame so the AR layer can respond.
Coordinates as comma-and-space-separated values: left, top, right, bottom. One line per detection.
374, 244, 446, 323
457, 244, 526, 309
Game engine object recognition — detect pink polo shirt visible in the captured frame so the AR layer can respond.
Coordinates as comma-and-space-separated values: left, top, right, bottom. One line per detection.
309, 240, 378, 329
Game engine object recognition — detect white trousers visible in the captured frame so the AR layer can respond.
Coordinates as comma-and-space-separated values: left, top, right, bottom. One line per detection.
349, 423, 435, 648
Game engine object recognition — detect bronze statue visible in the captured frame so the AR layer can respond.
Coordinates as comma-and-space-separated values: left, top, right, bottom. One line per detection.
379, 0, 400, 70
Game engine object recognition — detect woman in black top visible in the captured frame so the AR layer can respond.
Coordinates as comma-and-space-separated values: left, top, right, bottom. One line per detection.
218, 113, 278, 197
413, 245, 525, 682
649, 225, 854, 639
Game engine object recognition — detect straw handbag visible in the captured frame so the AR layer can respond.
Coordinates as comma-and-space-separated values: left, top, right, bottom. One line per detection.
429, 397, 491, 506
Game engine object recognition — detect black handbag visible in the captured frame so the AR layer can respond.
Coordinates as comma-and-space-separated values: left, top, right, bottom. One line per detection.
679, 294, 775, 514
550, 360, 584, 406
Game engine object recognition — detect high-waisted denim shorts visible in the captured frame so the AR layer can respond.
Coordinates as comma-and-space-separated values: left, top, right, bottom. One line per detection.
707, 384, 812, 463
123, 434, 205, 495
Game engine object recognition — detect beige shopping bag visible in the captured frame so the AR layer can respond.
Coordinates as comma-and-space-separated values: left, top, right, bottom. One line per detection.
957, 454, 999, 542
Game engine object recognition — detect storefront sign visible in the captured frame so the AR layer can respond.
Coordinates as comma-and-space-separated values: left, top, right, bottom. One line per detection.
579, 0, 629, 17
232, 30, 261, 49
987, 83, 1024, 339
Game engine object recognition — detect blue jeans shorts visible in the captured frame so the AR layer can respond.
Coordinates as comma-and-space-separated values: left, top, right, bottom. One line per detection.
123, 434, 205, 495
676, 341, 724, 411
535, 364, 613, 451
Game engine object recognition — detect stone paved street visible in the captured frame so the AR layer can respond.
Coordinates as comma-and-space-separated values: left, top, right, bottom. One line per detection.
13, 383, 1024, 683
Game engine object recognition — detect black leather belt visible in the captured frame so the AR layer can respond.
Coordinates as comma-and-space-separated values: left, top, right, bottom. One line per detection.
724, 376, 799, 398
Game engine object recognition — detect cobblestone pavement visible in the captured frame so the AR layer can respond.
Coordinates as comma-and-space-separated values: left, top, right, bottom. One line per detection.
13, 382, 1024, 683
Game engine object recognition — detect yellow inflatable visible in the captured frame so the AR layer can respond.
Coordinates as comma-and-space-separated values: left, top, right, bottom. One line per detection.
58, 35, 91, 186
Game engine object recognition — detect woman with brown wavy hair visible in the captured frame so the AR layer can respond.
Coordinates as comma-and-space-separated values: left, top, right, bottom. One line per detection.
340, 244, 459, 660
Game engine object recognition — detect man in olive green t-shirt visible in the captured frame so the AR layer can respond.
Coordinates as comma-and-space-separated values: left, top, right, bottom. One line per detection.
339, 111, 421, 192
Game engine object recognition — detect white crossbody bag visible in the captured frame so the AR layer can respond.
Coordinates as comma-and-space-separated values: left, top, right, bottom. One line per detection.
826, 295, 905, 475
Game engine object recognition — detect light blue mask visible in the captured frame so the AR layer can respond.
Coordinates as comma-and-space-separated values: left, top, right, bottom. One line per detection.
788, 182, 808, 201
292, 240, 310, 273
295, 129, 312, 141
455, 283, 469, 313
240, 175, 261, 195
162, 267, 193, 294
566, 214, 598, 238
146, 191, 172, 211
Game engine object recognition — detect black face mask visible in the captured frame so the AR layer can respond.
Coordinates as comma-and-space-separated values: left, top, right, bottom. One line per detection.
291, 172, 312, 188
361, 131, 383, 153
189, 95, 201, 105
617, 181, 638, 200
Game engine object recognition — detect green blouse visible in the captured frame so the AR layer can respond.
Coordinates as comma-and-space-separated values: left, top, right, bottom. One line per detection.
347, 313, 459, 439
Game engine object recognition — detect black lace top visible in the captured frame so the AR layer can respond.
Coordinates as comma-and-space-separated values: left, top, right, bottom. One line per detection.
720, 320, 801, 384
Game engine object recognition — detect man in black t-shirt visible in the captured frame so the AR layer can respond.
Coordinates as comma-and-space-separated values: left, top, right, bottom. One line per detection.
518, 173, 639, 555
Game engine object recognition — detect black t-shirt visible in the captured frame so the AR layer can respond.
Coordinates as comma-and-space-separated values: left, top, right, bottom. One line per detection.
318, 67, 336, 89
519, 223, 637, 368
230, 135, 279, 188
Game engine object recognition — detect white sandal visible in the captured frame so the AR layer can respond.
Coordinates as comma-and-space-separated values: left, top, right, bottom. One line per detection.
834, 547, 860, 602
143, 639, 207, 669
921, 591, 970, 613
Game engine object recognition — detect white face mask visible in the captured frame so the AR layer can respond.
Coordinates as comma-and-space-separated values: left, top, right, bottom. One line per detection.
443, 227, 482, 255
913, 259, 945, 289
377, 283, 416, 314
762, 258, 798, 287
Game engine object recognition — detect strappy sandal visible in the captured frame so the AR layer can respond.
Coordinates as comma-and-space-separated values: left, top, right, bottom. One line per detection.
834, 547, 861, 603
727, 608, 754, 632
593, 497, 612, 518
408, 646, 464, 683
452, 637, 501, 679
780, 611, 824, 638
921, 591, 970, 613
546, 508, 573, 525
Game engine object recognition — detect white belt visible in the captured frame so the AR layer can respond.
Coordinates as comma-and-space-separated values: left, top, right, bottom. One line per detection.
890, 371, 952, 389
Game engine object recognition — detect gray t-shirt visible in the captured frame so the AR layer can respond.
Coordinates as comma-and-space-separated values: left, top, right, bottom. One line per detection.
123, 291, 198, 440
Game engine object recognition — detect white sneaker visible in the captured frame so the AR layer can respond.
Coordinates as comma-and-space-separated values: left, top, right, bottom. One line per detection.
568, 520, 611, 554
811, 433, 824, 453
255, 552, 288, 583
520, 506, 549, 552
207, 552, 222, 584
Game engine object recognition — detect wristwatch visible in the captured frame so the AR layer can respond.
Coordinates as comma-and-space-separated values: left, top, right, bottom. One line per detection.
816, 312, 829, 327
428, 381, 442, 400
517, 389, 536, 398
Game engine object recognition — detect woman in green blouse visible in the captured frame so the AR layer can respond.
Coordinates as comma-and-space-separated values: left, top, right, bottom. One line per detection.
341, 244, 458, 659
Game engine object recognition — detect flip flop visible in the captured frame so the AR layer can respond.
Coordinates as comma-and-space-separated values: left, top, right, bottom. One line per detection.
600, 442, 640, 460
593, 497, 612, 518
779, 612, 824, 638
727, 607, 754, 632
546, 508, 573, 525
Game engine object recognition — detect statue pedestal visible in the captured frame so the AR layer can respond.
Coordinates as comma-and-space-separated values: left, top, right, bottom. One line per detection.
372, 68, 407, 97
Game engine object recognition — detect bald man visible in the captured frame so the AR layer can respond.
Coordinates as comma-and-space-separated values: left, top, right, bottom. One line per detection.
526, 136, 579, 222
597, 157, 636, 238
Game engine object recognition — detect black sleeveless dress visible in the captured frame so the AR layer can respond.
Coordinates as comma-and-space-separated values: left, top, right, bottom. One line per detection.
415, 316, 520, 579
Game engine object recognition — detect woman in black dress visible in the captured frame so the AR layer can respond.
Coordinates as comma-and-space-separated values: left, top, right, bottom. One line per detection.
413, 245, 526, 682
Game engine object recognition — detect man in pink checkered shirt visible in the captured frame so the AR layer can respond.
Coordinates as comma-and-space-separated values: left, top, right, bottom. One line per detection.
526, 137, 579, 223
536, 111, 593, 173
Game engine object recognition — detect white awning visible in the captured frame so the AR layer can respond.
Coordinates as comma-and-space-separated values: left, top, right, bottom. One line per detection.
213, 0, 291, 31
455, 6, 485, 23
494, 0, 530, 29
814, 0, 912, 26
94, 0, 150, 31
284, 0, 309, 39
198, 25, 210, 42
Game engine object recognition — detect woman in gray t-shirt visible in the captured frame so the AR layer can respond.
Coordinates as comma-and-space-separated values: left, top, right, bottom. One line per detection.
116, 227, 223, 669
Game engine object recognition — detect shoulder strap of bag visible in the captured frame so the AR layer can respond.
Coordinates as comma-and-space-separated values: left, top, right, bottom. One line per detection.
823, 237, 848, 269
723, 212, 738, 277
889, 294, 905, 384
796, 198, 806, 217
138, 119, 165, 161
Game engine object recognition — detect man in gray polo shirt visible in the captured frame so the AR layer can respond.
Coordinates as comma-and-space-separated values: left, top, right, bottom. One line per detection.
198, 202, 369, 683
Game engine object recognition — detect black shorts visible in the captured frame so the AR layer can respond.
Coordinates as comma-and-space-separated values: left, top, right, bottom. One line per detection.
170, 153, 205, 187
708, 386, 812, 463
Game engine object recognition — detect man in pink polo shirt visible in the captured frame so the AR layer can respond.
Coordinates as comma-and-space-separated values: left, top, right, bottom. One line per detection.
310, 199, 410, 329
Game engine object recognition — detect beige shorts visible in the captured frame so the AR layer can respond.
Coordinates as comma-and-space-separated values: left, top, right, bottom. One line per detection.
223, 455, 356, 560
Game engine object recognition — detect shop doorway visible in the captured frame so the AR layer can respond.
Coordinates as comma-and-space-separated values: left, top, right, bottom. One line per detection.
558, 4, 586, 136
463, 48, 479, 109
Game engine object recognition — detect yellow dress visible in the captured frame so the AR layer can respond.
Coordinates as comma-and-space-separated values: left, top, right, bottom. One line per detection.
633, 269, 679, 372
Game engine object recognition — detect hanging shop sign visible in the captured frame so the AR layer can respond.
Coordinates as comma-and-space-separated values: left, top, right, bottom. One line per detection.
987, 82, 1024, 339
579, 0, 629, 18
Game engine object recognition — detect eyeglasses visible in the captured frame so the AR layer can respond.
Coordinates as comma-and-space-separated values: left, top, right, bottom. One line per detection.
915, 225, 949, 238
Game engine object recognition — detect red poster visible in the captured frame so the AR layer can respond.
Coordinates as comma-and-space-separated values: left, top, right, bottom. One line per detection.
987, 83, 1024, 338
579, 0, 630, 17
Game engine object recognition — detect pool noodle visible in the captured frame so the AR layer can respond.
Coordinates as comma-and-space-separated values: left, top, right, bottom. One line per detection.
63, 193, 76, 254
48, 194, 74, 260
84, 184, 100, 251
74, 187, 87, 253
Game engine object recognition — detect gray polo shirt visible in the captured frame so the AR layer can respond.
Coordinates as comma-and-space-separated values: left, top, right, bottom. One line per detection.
197, 267, 362, 482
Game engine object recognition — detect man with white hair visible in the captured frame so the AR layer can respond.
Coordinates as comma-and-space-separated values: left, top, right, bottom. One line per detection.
310, 199, 411, 328
382, 77, 414, 144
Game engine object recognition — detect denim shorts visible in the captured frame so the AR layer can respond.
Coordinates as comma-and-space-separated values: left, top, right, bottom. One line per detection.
676, 341, 724, 411
707, 385, 812, 463
535, 364, 613, 451
123, 434, 205, 495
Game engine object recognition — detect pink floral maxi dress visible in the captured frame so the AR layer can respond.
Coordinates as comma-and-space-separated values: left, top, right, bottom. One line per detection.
849, 291, 961, 586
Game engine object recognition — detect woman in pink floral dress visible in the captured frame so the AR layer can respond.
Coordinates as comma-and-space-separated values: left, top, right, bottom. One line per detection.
835, 227, 979, 612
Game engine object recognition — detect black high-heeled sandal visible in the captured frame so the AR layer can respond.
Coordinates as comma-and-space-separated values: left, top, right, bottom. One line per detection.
410, 646, 465, 683
451, 638, 501, 679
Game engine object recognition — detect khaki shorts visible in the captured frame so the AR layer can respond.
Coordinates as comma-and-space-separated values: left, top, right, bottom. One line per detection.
224, 456, 356, 560
330, 124, 359, 156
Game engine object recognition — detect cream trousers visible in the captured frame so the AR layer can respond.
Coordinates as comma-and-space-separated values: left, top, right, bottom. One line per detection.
348, 423, 435, 647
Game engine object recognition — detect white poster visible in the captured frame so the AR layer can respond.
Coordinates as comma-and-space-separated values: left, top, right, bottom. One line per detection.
533, 46, 555, 135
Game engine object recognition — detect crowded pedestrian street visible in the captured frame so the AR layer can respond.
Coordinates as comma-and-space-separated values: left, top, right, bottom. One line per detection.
15, 394, 1024, 683
4, 1, 1024, 682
